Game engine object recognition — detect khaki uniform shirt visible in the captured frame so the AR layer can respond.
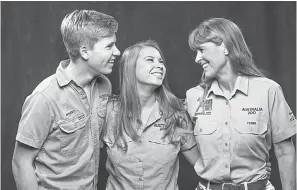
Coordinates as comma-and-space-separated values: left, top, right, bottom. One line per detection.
186, 76, 296, 183
16, 60, 111, 190
103, 98, 196, 190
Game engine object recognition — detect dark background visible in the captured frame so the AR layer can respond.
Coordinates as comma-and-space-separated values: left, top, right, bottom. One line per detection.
2, 2, 296, 190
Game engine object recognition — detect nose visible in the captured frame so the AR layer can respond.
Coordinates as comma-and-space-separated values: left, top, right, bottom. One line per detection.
195, 51, 202, 63
113, 46, 121, 56
155, 63, 166, 72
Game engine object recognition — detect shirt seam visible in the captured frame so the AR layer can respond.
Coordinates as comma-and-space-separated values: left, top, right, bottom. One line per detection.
273, 123, 296, 143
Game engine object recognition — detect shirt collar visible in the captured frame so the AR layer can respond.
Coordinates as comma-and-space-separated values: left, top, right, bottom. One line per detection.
207, 75, 249, 97
143, 101, 167, 129
56, 60, 72, 87
233, 75, 249, 96
55, 60, 112, 93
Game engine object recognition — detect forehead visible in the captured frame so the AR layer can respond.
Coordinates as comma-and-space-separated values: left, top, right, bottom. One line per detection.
197, 42, 216, 49
94, 33, 117, 46
138, 47, 161, 58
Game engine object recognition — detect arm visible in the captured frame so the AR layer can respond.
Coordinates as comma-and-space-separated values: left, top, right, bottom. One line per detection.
12, 141, 39, 190
274, 137, 296, 190
178, 109, 200, 166
13, 92, 53, 190
182, 145, 199, 166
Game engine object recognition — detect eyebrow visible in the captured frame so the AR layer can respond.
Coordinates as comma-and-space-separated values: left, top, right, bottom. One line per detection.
198, 45, 206, 49
106, 41, 115, 47
144, 56, 154, 59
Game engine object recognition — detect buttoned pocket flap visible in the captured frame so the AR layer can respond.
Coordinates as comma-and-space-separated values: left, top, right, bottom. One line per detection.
149, 138, 170, 145
148, 130, 171, 145
58, 114, 89, 133
235, 120, 268, 135
194, 121, 218, 135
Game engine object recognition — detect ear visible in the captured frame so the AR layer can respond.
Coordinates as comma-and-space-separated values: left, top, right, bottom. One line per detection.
220, 42, 228, 55
79, 45, 89, 60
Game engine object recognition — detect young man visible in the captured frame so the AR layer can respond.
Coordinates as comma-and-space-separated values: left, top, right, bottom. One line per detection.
12, 10, 120, 190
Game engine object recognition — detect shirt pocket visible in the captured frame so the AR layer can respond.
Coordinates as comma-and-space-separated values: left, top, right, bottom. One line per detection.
194, 120, 218, 160
105, 136, 133, 165
233, 119, 268, 156
147, 131, 179, 165
58, 114, 89, 158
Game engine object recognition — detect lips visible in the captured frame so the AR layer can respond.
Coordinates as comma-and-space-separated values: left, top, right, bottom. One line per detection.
108, 57, 116, 63
151, 71, 163, 77
198, 60, 209, 69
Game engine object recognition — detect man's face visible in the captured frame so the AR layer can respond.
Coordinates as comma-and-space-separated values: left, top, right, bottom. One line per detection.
86, 33, 120, 75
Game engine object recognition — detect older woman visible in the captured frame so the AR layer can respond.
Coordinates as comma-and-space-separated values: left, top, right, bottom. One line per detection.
186, 18, 296, 190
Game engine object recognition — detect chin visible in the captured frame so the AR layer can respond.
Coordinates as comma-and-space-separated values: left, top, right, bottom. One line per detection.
152, 82, 163, 87
101, 69, 113, 75
204, 72, 216, 80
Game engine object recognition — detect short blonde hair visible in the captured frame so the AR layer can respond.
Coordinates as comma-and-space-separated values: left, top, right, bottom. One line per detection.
61, 10, 118, 60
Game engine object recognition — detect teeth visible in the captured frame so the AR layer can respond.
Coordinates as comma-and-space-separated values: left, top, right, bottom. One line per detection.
202, 63, 209, 69
152, 73, 162, 76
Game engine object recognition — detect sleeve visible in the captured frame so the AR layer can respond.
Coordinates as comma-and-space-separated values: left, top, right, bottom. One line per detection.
16, 92, 54, 148
185, 86, 204, 122
101, 95, 118, 146
179, 111, 197, 152
269, 84, 296, 143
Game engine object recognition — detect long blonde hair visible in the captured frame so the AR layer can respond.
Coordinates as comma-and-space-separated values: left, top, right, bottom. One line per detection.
189, 18, 266, 88
109, 40, 186, 150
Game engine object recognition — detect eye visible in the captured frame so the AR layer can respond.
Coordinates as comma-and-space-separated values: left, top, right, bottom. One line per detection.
106, 43, 114, 49
159, 60, 164, 64
146, 58, 154, 62
198, 48, 204, 53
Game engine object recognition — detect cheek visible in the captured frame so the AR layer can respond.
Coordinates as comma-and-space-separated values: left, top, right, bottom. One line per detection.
163, 68, 167, 79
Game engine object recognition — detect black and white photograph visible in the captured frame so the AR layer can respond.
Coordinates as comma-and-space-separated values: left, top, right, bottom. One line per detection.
2, 1, 296, 190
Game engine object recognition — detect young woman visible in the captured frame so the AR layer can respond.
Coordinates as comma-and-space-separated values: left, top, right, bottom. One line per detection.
102, 40, 199, 190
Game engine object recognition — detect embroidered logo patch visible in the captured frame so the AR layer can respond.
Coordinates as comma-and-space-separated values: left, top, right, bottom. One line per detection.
242, 107, 263, 115
194, 99, 212, 116
289, 110, 295, 122
65, 110, 76, 117
204, 99, 212, 111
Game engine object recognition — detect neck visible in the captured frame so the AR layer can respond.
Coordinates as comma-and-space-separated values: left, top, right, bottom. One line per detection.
216, 72, 238, 94
65, 59, 96, 88
137, 85, 157, 108
215, 61, 238, 94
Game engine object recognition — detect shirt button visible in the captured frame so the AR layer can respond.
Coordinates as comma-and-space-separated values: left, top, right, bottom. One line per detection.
139, 177, 143, 181
225, 164, 229, 168
225, 142, 228, 147
226, 101, 228, 105
138, 158, 142, 162
225, 122, 228, 125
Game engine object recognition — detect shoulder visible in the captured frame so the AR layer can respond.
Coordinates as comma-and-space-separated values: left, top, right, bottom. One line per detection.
186, 85, 204, 98
32, 74, 56, 95
249, 77, 281, 89
248, 77, 284, 96
24, 75, 57, 106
